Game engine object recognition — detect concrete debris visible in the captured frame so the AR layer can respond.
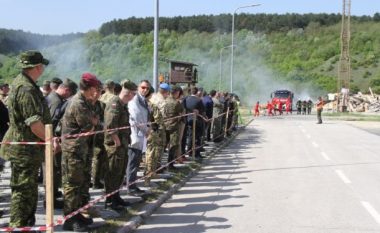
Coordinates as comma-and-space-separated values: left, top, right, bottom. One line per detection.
348, 92, 380, 113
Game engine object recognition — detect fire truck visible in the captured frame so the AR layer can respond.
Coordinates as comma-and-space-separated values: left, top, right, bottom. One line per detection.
270, 90, 294, 111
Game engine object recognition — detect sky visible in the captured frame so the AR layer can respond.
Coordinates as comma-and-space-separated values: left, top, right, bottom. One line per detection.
1, 0, 379, 35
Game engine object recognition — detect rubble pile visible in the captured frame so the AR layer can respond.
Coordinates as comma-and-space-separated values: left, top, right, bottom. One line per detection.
348, 92, 380, 113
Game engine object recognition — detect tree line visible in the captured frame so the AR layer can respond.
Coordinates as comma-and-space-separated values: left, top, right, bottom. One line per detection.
99, 13, 380, 36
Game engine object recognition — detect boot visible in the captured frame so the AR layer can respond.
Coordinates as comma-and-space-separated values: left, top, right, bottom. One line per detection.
106, 196, 124, 211
76, 212, 93, 225
62, 215, 89, 232
115, 193, 130, 207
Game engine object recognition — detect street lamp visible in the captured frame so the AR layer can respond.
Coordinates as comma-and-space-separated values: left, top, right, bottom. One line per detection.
219, 45, 235, 91
153, 0, 159, 91
230, 3, 261, 93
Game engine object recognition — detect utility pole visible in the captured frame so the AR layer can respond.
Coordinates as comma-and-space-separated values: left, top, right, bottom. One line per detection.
337, 0, 351, 112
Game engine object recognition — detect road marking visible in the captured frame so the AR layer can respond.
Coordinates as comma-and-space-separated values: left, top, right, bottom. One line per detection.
306, 134, 311, 139
321, 152, 331, 161
335, 170, 351, 184
312, 141, 319, 148
361, 201, 380, 225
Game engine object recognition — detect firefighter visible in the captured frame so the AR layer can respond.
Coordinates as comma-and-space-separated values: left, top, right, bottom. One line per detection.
296, 99, 302, 114
267, 101, 273, 116
285, 98, 291, 115
254, 101, 260, 117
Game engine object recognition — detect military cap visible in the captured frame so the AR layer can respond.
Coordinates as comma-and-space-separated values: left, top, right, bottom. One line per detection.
43, 80, 51, 86
159, 83, 170, 91
19, 50, 49, 69
170, 84, 182, 92
121, 79, 137, 91
104, 79, 115, 88
81, 72, 101, 87
51, 77, 63, 85
63, 78, 78, 95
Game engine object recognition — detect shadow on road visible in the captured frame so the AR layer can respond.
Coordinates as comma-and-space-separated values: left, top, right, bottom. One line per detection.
135, 126, 264, 232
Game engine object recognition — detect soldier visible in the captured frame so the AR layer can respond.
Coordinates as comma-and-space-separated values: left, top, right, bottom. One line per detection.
41, 80, 52, 97
45, 78, 77, 209
61, 72, 102, 231
99, 79, 115, 104
0, 83, 10, 105
316, 96, 324, 124
0, 50, 51, 228
145, 83, 168, 186
104, 80, 137, 210
211, 91, 224, 142
162, 84, 184, 170
50, 77, 63, 92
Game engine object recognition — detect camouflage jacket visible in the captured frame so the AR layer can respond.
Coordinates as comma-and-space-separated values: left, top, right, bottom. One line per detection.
99, 91, 115, 105
60, 92, 96, 154
0, 72, 51, 162
148, 98, 165, 131
104, 96, 130, 146
162, 95, 184, 131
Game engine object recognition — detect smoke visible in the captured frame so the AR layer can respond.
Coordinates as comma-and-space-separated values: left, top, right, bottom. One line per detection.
42, 38, 90, 82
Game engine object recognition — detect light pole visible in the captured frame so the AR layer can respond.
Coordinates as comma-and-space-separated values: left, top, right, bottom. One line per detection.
230, 3, 261, 93
153, 0, 159, 91
219, 45, 235, 91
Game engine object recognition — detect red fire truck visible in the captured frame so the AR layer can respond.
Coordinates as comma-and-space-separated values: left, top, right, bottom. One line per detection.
270, 90, 294, 112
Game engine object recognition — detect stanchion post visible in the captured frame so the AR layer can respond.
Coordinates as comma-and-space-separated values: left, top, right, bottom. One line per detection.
224, 107, 230, 138
192, 112, 196, 161
45, 124, 54, 233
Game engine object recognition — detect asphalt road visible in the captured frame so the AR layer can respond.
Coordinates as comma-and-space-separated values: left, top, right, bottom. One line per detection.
134, 115, 380, 233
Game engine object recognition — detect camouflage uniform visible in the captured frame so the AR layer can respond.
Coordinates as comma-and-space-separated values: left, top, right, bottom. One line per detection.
212, 96, 224, 141
145, 94, 166, 181
104, 96, 130, 193
99, 91, 115, 105
0, 72, 51, 227
163, 95, 184, 167
91, 100, 107, 188
61, 92, 97, 216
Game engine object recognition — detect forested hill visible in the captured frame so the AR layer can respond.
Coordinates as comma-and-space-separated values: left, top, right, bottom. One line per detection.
99, 13, 380, 35
0, 29, 83, 54
1, 13, 380, 104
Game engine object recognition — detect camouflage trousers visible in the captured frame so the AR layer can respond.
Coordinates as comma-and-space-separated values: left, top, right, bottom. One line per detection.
104, 145, 127, 193
212, 117, 223, 140
62, 150, 92, 215
145, 129, 165, 179
166, 129, 180, 164
9, 159, 40, 227
92, 145, 107, 186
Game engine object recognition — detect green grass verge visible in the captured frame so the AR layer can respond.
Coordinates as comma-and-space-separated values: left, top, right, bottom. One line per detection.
324, 112, 380, 121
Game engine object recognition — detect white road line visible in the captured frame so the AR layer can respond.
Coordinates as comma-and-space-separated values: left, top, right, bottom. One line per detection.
361, 201, 380, 225
312, 141, 319, 148
321, 152, 331, 161
335, 170, 351, 184
306, 134, 311, 139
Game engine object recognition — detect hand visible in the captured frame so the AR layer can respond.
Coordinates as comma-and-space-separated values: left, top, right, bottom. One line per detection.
114, 137, 121, 147
53, 138, 61, 154
91, 116, 99, 126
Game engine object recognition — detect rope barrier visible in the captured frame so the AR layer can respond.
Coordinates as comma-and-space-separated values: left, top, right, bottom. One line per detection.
0, 108, 237, 231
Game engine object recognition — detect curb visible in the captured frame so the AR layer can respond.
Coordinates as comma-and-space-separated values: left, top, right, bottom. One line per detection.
117, 119, 253, 233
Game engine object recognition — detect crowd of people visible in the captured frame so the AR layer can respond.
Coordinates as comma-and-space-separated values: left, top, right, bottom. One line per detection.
252, 99, 314, 117
0, 50, 241, 231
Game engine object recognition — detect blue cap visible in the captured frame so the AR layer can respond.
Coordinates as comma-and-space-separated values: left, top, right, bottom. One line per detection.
159, 83, 170, 91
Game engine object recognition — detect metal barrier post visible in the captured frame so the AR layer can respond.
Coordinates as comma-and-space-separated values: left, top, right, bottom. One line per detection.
192, 112, 196, 161
45, 124, 54, 233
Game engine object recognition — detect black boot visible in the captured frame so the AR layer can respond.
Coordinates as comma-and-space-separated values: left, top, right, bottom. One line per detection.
106, 196, 124, 211
62, 214, 89, 232
115, 193, 130, 207
76, 212, 93, 225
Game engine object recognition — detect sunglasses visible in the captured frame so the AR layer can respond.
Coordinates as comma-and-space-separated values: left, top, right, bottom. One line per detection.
140, 86, 149, 89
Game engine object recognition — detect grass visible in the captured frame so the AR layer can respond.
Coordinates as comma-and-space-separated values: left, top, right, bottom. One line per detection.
324, 112, 380, 121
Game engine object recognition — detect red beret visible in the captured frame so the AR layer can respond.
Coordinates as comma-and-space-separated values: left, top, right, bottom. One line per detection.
81, 72, 101, 87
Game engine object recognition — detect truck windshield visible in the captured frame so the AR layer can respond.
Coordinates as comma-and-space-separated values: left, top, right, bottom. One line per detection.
274, 92, 291, 98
